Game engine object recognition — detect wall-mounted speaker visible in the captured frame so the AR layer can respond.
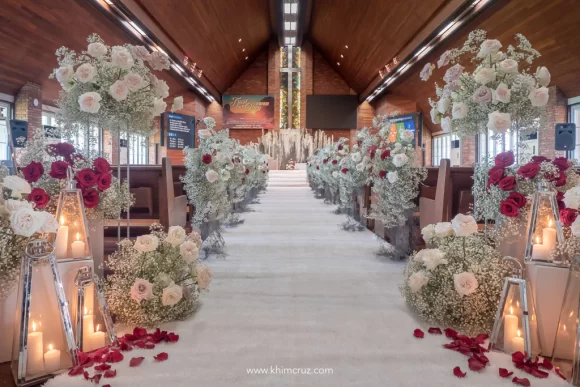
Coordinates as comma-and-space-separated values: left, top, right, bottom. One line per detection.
555, 123, 576, 151
9, 120, 28, 148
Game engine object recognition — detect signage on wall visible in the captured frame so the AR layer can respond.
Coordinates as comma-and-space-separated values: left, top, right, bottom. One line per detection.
388, 112, 422, 147
222, 95, 275, 129
160, 112, 196, 149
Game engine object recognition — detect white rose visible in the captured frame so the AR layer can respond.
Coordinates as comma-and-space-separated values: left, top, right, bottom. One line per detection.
443, 64, 464, 83
408, 271, 429, 293
205, 169, 219, 183
535, 66, 551, 87
474, 67, 497, 85
221, 170, 231, 181
430, 107, 441, 124
154, 79, 169, 98
148, 51, 171, 71
421, 224, 436, 241
225, 160, 234, 170
187, 231, 203, 249
571, 217, 580, 237
78, 92, 102, 113
172, 96, 184, 112
478, 39, 502, 57
440, 116, 453, 133
130, 278, 153, 303
355, 162, 365, 172
529, 87, 549, 107
454, 272, 479, 297
74, 63, 97, 83
401, 129, 414, 143
195, 264, 212, 290
434, 222, 453, 237
487, 111, 511, 133
422, 249, 448, 271
2, 176, 31, 198
451, 213, 478, 236
351, 152, 362, 163
387, 171, 398, 184
111, 46, 134, 69
414, 249, 426, 263
451, 102, 468, 119
437, 98, 450, 114
564, 187, 580, 210
134, 234, 159, 253
420, 63, 434, 81
123, 73, 145, 92
498, 59, 518, 74
493, 82, 511, 104
151, 98, 167, 116
179, 240, 199, 263
87, 42, 107, 59
4, 199, 33, 214
161, 282, 183, 306
130, 45, 151, 61
55, 66, 74, 85
165, 225, 186, 247
437, 50, 451, 68
392, 153, 409, 168
10, 207, 42, 237
472, 86, 492, 103
36, 211, 59, 234
109, 80, 129, 101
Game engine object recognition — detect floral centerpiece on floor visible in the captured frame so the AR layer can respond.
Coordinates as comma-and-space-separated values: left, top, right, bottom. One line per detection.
103, 224, 212, 326
402, 214, 510, 335
421, 30, 550, 139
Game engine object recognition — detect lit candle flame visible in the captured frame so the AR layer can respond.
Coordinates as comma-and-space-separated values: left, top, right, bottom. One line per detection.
510, 306, 514, 315
549, 219, 553, 227
84, 307, 88, 315
570, 311, 574, 318
49, 344, 53, 351
517, 330, 521, 338
76, 232, 80, 241
96, 324, 100, 332
564, 324, 567, 332
32, 321, 36, 332
536, 236, 540, 244
517, 301, 520, 308
60, 216, 65, 226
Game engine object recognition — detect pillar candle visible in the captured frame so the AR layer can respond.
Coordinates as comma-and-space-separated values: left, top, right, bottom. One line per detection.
82, 308, 95, 351
531, 236, 550, 261
89, 325, 106, 351
71, 233, 85, 258
542, 219, 557, 251
511, 330, 525, 353
27, 321, 45, 376
504, 307, 519, 353
54, 217, 68, 258
44, 344, 61, 373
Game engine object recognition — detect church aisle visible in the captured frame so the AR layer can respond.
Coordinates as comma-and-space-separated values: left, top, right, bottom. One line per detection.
47, 171, 563, 387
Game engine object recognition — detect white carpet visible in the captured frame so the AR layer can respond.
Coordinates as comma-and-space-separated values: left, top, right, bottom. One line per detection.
46, 170, 566, 387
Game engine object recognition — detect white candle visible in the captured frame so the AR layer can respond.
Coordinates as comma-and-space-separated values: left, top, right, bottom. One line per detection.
542, 219, 557, 251
531, 236, 550, 261
504, 306, 519, 353
54, 216, 68, 258
71, 232, 85, 258
89, 324, 106, 351
529, 315, 541, 355
44, 344, 60, 373
554, 324, 575, 360
511, 330, 525, 353
82, 307, 95, 351
27, 321, 45, 376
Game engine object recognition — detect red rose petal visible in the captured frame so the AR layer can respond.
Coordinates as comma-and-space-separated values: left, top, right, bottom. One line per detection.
105, 350, 124, 363
499, 368, 513, 378
530, 368, 549, 379
473, 353, 489, 365
145, 343, 156, 349
68, 365, 84, 376
103, 385, 111, 387
428, 327, 443, 335
90, 374, 102, 384
129, 356, 145, 367
167, 332, 180, 342
77, 350, 89, 366
474, 334, 489, 344
512, 351, 526, 364
153, 352, 168, 361
134, 341, 146, 348
468, 356, 486, 371
133, 327, 148, 339
119, 340, 133, 351
555, 367, 567, 380
512, 376, 531, 386
104, 369, 117, 378
444, 328, 458, 339
539, 358, 553, 370
453, 366, 466, 378
413, 329, 425, 338
94, 363, 111, 371
82, 359, 96, 368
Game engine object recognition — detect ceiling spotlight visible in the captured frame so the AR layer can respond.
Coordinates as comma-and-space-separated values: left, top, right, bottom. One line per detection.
345, 45, 348, 49
337, 62, 340, 66
340, 54, 344, 58
242, 48, 246, 52
245, 56, 248, 60
238, 38, 242, 42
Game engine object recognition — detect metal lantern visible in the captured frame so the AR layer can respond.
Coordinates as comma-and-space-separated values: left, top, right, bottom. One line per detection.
53, 167, 91, 261
489, 257, 542, 358
524, 182, 566, 266
11, 239, 78, 386
551, 256, 580, 384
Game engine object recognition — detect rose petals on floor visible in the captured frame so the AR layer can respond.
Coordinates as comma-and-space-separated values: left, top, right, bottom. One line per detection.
499, 368, 514, 378
453, 366, 466, 378
413, 329, 425, 338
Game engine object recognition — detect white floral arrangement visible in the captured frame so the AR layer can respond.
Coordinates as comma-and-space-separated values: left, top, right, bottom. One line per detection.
306, 139, 345, 203
402, 214, 509, 335
285, 159, 296, 170
50, 33, 182, 138
0, 175, 59, 298
421, 30, 550, 139
103, 224, 211, 326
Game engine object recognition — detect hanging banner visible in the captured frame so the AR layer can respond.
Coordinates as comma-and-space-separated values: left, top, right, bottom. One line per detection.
161, 112, 196, 150
222, 95, 275, 129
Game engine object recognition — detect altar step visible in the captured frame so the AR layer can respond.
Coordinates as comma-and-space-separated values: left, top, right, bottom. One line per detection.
268, 170, 308, 188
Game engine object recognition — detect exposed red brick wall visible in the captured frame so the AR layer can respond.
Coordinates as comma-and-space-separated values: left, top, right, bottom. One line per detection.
14, 82, 42, 139
300, 41, 313, 129
540, 86, 567, 158
461, 136, 476, 167
313, 48, 354, 95
267, 40, 281, 130
225, 50, 268, 95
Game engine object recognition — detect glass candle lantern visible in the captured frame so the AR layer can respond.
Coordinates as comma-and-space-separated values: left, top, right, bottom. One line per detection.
489, 257, 542, 358
524, 182, 566, 266
11, 239, 78, 386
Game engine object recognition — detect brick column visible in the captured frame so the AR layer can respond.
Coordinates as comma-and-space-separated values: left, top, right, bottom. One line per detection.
461, 136, 476, 166
267, 40, 280, 131
539, 86, 567, 159
300, 41, 313, 129
14, 82, 42, 140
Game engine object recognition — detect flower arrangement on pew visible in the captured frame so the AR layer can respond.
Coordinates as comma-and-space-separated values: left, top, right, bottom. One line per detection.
0, 175, 58, 298
103, 224, 211, 326
402, 214, 510, 335
421, 29, 550, 139
306, 140, 345, 203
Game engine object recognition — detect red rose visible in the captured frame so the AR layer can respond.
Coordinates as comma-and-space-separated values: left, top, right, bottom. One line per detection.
82, 188, 100, 209
323, 159, 328, 164
341, 168, 348, 174
498, 176, 516, 191
557, 191, 565, 201
368, 145, 378, 159
22, 161, 44, 183
508, 192, 527, 208
93, 157, 111, 174
532, 156, 550, 163
380, 149, 391, 160
245, 169, 250, 175
488, 166, 505, 185
338, 144, 343, 151
500, 199, 520, 217
76, 168, 98, 188
332, 160, 338, 165
517, 163, 541, 179
47, 143, 76, 158
316, 166, 320, 170
560, 208, 578, 226
49, 161, 70, 179
97, 173, 112, 191
558, 201, 566, 210
495, 151, 514, 167
556, 172, 567, 187
378, 170, 387, 179
553, 157, 570, 171
201, 154, 212, 164
27, 188, 50, 209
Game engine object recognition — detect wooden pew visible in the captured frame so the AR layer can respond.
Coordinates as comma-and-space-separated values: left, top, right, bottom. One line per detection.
159, 157, 188, 229
419, 159, 452, 229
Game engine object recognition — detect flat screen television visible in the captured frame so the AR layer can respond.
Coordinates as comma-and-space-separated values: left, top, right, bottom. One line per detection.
387, 112, 422, 147
306, 95, 358, 129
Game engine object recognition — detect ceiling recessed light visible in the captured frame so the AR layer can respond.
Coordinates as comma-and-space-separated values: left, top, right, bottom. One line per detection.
245, 56, 248, 60
242, 48, 245, 52
340, 54, 344, 58
337, 62, 340, 66
238, 38, 242, 42
345, 45, 348, 49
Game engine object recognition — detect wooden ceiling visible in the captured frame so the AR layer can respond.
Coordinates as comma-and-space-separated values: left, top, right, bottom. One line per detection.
308, 0, 453, 94
133, 0, 271, 94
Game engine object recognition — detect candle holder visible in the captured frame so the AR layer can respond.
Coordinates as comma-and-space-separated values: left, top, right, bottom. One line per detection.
524, 182, 566, 266
52, 167, 92, 261
11, 239, 78, 387
489, 257, 542, 358
551, 256, 580, 384
73, 266, 117, 352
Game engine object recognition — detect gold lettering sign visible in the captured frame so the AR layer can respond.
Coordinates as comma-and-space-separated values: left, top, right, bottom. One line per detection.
229, 97, 270, 114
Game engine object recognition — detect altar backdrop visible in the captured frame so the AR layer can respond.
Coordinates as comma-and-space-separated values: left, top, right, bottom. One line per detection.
222, 95, 275, 129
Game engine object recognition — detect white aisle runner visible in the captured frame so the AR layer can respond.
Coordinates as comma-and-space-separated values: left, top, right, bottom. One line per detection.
48, 170, 564, 387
